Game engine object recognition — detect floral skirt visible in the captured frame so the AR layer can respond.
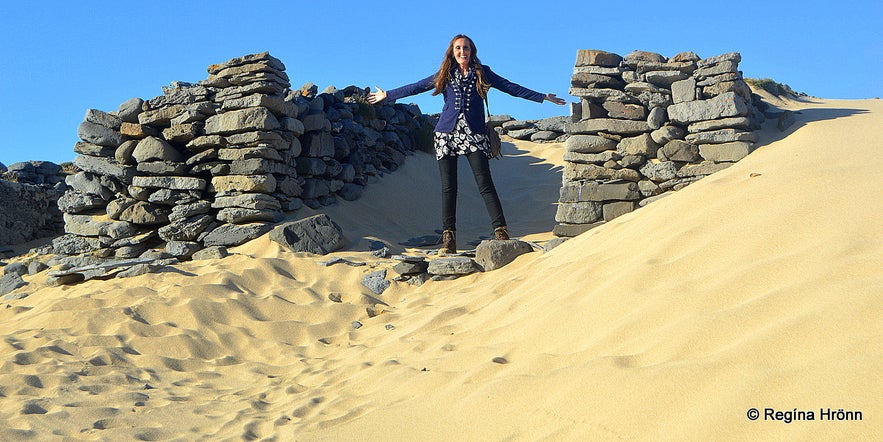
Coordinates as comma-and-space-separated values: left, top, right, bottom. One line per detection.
433, 113, 491, 160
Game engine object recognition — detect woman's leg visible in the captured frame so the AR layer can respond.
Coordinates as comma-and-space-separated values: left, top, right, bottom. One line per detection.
466, 151, 507, 229
437, 156, 458, 231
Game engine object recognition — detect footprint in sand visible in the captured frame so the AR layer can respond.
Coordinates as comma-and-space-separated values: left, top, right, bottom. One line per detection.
242, 420, 272, 440
23, 374, 43, 388
93, 417, 131, 430
21, 400, 48, 415
14, 351, 44, 365
133, 427, 179, 441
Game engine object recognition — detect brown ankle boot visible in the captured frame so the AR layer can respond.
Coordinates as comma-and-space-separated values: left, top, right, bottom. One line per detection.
440, 229, 456, 254
494, 226, 510, 240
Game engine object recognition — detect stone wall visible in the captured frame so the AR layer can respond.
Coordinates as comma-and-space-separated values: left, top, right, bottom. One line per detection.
497, 116, 569, 143
55, 52, 434, 259
0, 161, 67, 246
555, 49, 763, 236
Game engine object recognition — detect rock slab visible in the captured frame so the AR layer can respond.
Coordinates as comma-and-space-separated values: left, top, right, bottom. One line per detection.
269, 214, 344, 255
475, 240, 534, 272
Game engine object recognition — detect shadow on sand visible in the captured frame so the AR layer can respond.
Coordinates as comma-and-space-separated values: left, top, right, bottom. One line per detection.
756, 102, 869, 147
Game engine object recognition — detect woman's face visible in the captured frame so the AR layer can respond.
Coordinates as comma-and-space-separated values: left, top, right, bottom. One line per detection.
452, 37, 472, 69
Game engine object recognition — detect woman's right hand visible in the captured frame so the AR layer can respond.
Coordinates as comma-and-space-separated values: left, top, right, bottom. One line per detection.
366, 87, 386, 104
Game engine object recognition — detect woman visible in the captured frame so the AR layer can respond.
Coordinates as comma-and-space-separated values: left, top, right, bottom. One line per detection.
367, 34, 564, 254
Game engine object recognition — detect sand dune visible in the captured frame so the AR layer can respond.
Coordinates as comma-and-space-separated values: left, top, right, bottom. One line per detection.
0, 97, 880, 441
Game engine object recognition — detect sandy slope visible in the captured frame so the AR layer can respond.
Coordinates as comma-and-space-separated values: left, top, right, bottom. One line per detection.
0, 97, 880, 441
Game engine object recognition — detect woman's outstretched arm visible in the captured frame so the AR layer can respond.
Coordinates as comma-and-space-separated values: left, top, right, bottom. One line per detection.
484, 65, 565, 106
366, 74, 436, 104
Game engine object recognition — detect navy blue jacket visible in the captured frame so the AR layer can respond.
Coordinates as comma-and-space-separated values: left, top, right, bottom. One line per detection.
384, 65, 545, 134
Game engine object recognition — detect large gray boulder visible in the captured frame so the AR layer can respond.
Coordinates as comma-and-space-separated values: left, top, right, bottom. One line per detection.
667, 91, 749, 125
269, 214, 344, 255
475, 240, 534, 272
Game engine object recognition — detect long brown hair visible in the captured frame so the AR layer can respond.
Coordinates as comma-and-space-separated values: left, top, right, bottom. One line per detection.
432, 34, 491, 98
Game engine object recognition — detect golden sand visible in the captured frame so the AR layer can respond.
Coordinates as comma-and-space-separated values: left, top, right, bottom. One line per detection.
1, 97, 880, 441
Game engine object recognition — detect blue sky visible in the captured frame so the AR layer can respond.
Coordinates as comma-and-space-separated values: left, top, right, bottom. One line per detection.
1, 0, 880, 165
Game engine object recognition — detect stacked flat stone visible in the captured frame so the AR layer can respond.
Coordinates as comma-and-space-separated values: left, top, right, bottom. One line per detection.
2, 161, 65, 187
55, 52, 434, 260
1, 179, 66, 245
198, 53, 298, 248
556, 49, 762, 237
0, 161, 67, 245
498, 116, 569, 143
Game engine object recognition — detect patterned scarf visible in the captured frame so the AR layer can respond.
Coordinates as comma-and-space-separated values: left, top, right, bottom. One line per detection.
453, 68, 475, 95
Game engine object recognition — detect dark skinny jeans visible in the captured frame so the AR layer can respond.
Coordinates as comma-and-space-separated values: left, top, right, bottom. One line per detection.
437, 151, 506, 232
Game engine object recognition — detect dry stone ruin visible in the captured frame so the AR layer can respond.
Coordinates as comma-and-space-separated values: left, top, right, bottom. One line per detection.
555, 49, 763, 236
7, 48, 770, 263
0, 167, 66, 247
55, 52, 434, 259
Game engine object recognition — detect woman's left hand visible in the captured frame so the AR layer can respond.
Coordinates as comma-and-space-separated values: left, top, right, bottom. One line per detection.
366, 87, 386, 104
544, 93, 566, 105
